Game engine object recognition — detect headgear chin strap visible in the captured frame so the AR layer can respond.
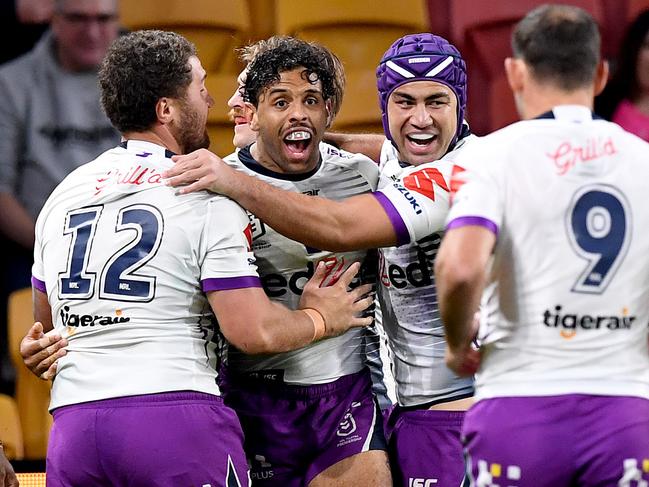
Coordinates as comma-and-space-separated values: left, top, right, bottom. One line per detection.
376, 33, 467, 146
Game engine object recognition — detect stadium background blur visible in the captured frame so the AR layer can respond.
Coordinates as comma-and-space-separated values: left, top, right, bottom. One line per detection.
1, 0, 648, 484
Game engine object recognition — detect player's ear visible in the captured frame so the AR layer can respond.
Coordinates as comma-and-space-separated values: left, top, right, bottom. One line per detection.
325, 99, 333, 128
504, 57, 525, 94
246, 102, 260, 132
593, 60, 609, 96
155, 97, 174, 124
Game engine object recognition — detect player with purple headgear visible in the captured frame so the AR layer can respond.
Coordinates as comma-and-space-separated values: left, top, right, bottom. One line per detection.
165, 33, 478, 486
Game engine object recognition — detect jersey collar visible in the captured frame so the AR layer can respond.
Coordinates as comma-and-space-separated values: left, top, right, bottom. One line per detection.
237, 144, 322, 181
535, 105, 603, 122
119, 140, 176, 159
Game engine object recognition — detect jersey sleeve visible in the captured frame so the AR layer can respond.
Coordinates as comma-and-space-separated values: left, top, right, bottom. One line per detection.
445, 141, 504, 235
31, 205, 48, 293
373, 160, 454, 245
200, 197, 262, 292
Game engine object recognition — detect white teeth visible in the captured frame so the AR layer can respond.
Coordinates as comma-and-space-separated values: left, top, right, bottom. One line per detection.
285, 131, 311, 141
408, 133, 435, 141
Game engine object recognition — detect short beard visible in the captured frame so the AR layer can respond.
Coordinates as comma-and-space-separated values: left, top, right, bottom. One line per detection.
176, 99, 210, 153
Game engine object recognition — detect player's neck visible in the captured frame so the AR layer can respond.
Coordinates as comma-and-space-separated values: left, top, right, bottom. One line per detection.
519, 82, 595, 120
121, 129, 182, 155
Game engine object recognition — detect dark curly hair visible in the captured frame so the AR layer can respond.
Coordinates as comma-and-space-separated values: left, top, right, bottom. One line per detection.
99, 30, 196, 133
243, 37, 337, 107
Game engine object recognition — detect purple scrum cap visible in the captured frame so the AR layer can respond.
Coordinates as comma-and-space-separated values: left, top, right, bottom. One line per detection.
376, 33, 467, 145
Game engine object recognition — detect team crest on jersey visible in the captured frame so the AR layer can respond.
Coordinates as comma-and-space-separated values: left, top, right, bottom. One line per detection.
402, 167, 449, 201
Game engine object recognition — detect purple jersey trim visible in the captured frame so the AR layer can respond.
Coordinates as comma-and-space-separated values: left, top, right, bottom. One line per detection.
202, 276, 262, 292
446, 216, 498, 236
32, 276, 47, 293
373, 192, 410, 246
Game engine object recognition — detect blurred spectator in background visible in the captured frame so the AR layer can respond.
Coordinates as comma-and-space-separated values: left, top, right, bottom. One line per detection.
0, 0, 54, 65
0, 0, 120, 393
596, 9, 649, 141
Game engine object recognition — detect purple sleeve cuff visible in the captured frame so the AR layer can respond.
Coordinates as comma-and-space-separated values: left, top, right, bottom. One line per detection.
202, 276, 262, 292
446, 216, 498, 236
31, 276, 47, 293
373, 192, 410, 246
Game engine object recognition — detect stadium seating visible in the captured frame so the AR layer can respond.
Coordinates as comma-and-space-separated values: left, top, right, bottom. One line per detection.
275, 1, 430, 136
8, 288, 51, 460
246, 0, 277, 40
275, 0, 428, 70
15, 473, 46, 487
331, 70, 383, 135
119, 0, 251, 73
206, 73, 239, 157
0, 393, 23, 460
447, 0, 605, 134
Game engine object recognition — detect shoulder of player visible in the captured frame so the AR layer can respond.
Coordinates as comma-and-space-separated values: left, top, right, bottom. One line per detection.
318, 142, 379, 178
222, 150, 240, 166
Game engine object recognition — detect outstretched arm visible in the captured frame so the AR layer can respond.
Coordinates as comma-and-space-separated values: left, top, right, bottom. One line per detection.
323, 132, 385, 164
435, 225, 495, 376
164, 149, 399, 251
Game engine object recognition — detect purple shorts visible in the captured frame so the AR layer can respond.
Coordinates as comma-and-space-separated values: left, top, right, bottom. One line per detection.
386, 407, 467, 487
47, 392, 250, 487
463, 394, 649, 487
221, 368, 387, 486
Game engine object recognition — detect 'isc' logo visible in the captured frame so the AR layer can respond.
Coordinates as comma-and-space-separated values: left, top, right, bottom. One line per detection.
408, 479, 438, 487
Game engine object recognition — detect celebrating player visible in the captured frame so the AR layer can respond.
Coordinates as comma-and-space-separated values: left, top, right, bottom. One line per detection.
30, 30, 372, 486
215, 37, 391, 487
436, 5, 649, 486
164, 33, 476, 486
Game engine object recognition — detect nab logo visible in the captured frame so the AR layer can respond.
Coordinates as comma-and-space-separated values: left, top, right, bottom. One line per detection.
408, 478, 438, 486
402, 167, 449, 202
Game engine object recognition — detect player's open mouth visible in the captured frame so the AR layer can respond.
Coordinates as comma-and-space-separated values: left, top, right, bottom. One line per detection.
284, 130, 312, 154
406, 133, 437, 146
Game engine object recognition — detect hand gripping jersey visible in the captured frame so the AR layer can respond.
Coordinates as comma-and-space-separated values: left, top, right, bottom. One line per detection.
446, 105, 649, 401
223, 143, 383, 385
375, 135, 477, 407
32, 140, 260, 410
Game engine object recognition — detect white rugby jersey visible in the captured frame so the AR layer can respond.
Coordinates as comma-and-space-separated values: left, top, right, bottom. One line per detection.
32, 140, 260, 410
223, 143, 382, 385
376, 135, 477, 407
446, 105, 649, 400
